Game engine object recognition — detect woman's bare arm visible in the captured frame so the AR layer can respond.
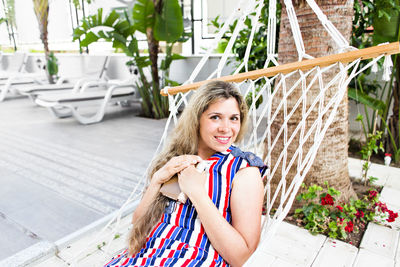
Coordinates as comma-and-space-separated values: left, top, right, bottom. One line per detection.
179, 166, 264, 267
131, 155, 202, 224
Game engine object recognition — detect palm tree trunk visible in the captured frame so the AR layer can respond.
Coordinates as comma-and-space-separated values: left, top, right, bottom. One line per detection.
33, 0, 54, 84
269, 0, 356, 210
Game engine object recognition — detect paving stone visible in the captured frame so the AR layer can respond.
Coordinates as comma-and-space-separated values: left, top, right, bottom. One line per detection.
244, 250, 277, 267
0, 208, 40, 260
397, 235, 400, 264
353, 248, 395, 267
0, 241, 56, 267
368, 163, 390, 185
57, 227, 114, 263
347, 157, 395, 186
348, 157, 363, 179
311, 238, 358, 267
246, 250, 298, 267
381, 187, 400, 207
360, 223, 399, 259
259, 222, 326, 266
102, 230, 130, 256
74, 249, 112, 267
32, 255, 69, 267
386, 175, 400, 191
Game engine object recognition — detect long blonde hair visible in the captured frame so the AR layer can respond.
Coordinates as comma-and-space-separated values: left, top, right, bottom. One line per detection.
128, 80, 248, 254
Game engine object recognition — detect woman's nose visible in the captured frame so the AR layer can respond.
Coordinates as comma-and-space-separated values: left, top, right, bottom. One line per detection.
218, 120, 229, 132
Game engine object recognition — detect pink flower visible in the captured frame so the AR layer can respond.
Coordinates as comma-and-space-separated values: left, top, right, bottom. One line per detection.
336, 205, 344, 212
345, 221, 354, 233
355, 210, 364, 218
321, 194, 334, 206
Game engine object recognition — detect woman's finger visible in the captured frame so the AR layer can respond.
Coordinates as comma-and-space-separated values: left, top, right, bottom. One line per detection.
173, 162, 192, 173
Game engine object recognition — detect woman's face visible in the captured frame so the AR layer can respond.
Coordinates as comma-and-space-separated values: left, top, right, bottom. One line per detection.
198, 97, 241, 159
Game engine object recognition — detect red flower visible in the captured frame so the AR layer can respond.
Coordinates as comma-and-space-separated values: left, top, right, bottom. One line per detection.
321, 194, 334, 206
368, 190, 378, 200
387, 210, 398, 223
375, 202, 388, 213
336, 217, 344, 226
336, 205, 344, 212
385, 153, 392, 157
355, 210, 364, 218
345, 221, 354, 232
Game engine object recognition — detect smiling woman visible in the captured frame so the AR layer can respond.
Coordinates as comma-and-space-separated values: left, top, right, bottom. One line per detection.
104, 80, 267, 267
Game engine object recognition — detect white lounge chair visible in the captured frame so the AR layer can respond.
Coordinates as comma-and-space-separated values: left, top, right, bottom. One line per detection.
0, 52, 27, 80
16, 55, 110, 101
35, 78, 140, 124
0, 53, 49, 101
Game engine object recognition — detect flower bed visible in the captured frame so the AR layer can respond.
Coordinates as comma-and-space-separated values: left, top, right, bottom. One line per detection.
291, 181, 398, 247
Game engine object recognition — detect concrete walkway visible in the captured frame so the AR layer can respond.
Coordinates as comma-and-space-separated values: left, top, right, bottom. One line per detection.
0, 96, 165, 263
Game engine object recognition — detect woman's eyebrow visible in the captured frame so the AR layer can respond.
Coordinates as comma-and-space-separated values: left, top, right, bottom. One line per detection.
207, 111, 222, 115
207, 112, 240, 116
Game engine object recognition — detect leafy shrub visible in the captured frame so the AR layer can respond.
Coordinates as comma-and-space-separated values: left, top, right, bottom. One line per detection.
295, 182, 398, 242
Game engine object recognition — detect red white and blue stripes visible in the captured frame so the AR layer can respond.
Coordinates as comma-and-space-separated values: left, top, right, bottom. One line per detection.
104, 146, 266, 267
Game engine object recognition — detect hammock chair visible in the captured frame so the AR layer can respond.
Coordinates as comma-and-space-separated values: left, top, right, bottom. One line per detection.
45, 0, 399, 266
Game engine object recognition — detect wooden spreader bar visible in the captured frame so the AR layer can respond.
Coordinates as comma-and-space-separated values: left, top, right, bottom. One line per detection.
161, 42, 400, 96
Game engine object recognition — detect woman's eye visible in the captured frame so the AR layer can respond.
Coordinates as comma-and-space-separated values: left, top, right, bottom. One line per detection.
231, 116, 239, 121
210, 115, 219, 120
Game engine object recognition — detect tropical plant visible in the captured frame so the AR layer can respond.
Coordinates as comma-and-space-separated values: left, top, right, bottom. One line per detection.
32, 0, 58, 84
349, 0, 400, 162
73, 0, 187, 119
355, 123, 384, 185
1, 0, 17, 50
46, 51, 58, 81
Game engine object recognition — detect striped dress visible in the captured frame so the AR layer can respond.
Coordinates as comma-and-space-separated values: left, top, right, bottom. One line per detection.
105, 146, 266, 267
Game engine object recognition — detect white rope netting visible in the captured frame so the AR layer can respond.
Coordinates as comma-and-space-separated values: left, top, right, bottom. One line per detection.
64, 0, 398, 265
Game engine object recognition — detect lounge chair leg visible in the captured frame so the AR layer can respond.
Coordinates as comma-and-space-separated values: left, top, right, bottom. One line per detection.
70, 105, 106, 125
48, 106, 73, 118
0, 82, 11, 102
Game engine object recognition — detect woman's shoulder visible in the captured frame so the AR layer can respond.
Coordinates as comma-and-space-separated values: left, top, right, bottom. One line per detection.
230, 146, 266, 168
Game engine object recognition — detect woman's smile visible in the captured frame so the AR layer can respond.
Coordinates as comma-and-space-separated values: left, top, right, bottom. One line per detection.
215, 136, 231, 144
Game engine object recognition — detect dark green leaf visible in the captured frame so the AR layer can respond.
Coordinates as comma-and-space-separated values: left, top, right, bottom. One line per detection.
97, 7, 103, 24
154, 0, 184, 42
132, 0, 155, 33
104, 10, 120, 26
372, 7, 399, 44
80, 31, 99, 47
348, 87, 386, 111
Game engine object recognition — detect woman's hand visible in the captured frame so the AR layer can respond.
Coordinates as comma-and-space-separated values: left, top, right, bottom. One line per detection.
178, 165, 207, 200
151, 155, 202, 186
